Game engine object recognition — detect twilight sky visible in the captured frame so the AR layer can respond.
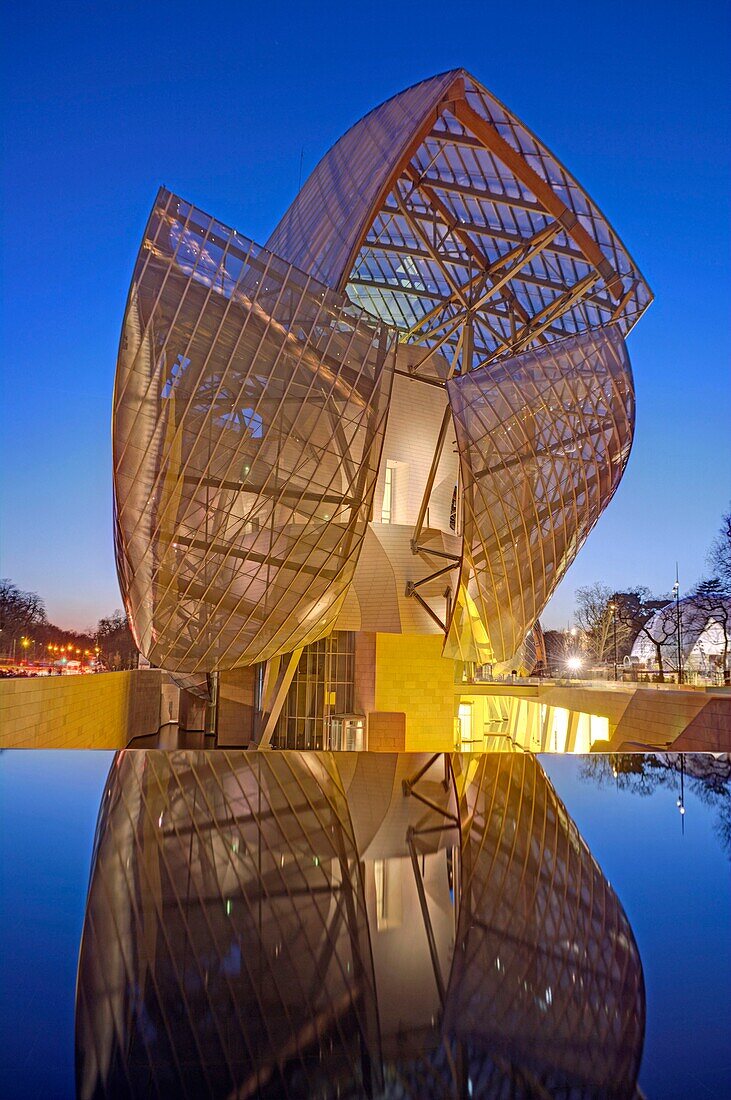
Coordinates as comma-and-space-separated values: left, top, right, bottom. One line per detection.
1, 0, 729, 631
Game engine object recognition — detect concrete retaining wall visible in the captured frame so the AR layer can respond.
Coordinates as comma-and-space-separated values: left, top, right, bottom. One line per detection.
0, 670, 164, 749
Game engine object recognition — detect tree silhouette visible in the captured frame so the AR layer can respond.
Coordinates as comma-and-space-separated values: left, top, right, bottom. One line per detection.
615, 593, 676, 682
708, 505, 731, 587
579, 753, 731, 859
0, 579, 47, 654
688, 578, 731, 677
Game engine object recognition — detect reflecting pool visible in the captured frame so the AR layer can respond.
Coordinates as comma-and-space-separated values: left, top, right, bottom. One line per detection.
0, 751, 729, 1098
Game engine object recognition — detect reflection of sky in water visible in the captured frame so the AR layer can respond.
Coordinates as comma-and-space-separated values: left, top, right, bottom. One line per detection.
542, 756, 731, 1099
0, 751, 114, 1098
0, 750, 728, 1099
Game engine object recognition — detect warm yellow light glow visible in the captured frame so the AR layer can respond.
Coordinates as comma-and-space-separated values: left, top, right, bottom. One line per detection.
458, 701, 474, 750
566, 656, 583, 672
381, 462, 393, 524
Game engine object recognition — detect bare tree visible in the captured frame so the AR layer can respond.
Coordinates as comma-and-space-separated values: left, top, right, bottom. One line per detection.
689, 577, 731, 677
0, 579, 47, 654
96, 610, 138, 670
574, 583, 651, 664
708, 506, 731, 586
616, 594, 676, 682
579, 753, 731, 859
574, 583, 615, 662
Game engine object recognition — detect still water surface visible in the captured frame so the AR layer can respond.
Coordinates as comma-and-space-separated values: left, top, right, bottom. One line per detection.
0, 750, 729, 1099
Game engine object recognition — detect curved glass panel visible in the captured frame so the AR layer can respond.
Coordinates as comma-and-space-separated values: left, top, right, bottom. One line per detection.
447, 325, 634, 663
268, 69, 652, 376
76, 751, 381, 1099
114, 191, 396, 672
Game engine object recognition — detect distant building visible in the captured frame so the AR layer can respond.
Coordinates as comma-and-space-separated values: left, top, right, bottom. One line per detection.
630, 596, 731, 675
113, 69, 652, 746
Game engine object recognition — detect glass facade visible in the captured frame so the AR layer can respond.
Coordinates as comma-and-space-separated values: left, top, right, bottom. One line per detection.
112, 69, 652, 687
447, 324, 634, 663
273, 631, 356, 749
113, 191, 396, 673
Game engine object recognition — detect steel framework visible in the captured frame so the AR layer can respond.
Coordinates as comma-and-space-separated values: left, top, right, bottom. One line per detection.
114, 69, 651, 674
446, 325, 634, 663
114, 192, 395, 672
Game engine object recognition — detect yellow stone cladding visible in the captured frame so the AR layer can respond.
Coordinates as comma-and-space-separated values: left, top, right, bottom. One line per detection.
0, 670, 163, 749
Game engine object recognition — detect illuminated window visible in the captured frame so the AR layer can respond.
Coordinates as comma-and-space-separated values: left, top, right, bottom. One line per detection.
458, 701, 474, 749
381, 461, 395, 524
374, 858, 402, 930
274, 632, 355, 750
549, 707, 570, 752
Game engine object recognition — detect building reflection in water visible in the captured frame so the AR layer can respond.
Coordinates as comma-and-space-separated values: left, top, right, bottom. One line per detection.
76, 752, 645, 1098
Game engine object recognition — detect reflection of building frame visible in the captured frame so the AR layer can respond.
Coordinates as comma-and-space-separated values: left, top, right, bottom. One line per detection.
77, 750, 645, 1097
76, 751, 382, 1099
449, 753, 645, 1094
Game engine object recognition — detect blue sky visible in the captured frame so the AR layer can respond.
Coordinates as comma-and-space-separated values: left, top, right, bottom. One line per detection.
1, 1, 729, 630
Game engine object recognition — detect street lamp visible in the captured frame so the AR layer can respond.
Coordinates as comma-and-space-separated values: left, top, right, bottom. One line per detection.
609, 602, 618, 682
673, 567, 683, 685
676, 753, 686, 835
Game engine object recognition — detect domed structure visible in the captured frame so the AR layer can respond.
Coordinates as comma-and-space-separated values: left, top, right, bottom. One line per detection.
630, 595, 731, 676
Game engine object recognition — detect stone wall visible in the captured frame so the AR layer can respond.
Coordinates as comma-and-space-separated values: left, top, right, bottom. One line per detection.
217, 668, 256, 746
374, 633, 456, 751
0, 670, 164, 749
367, 712, 406, 751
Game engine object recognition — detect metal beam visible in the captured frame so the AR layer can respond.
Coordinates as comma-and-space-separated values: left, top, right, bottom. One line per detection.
382, 200, 596, 266
407, 827, 446, 1006
254, 648, 303, 748
451, 97, 625, 302
183, 474, 355, 507
336, 74, 467, 295
409, 561, 459, 590
393, 188, 471, 311
174, 535, 339, 582
412, 403, 452, 547
411, 545, 461, 562
409, 588, 448, 633
415, 164, 546, 214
